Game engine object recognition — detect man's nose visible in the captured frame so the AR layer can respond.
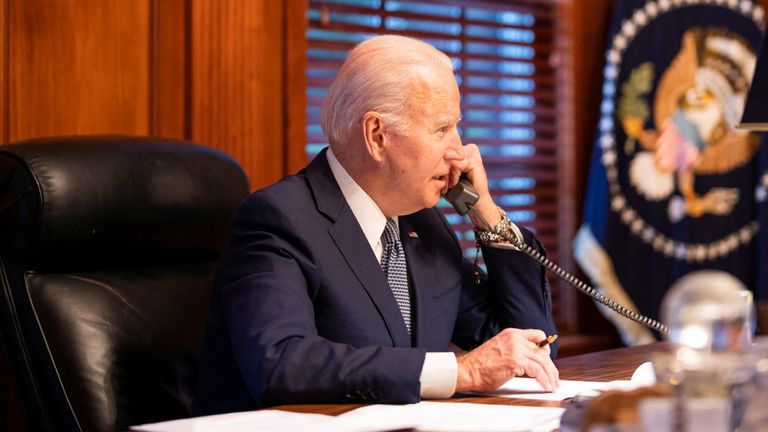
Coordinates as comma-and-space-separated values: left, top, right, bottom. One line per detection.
444, 135, 464, 160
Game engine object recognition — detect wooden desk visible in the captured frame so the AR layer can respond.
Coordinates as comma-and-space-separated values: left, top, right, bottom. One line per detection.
274, 342, 671, 415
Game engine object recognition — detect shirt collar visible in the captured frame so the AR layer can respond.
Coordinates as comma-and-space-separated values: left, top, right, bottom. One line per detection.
326, 148, 396, 251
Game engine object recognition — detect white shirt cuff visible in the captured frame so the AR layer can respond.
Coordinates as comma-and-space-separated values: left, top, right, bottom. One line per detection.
419, 352, 457, 399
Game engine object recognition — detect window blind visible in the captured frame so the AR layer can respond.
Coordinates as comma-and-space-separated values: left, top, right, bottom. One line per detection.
306, 0, 564, 328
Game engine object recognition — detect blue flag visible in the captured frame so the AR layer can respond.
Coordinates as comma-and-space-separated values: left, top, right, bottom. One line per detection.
574, 0, 767, 344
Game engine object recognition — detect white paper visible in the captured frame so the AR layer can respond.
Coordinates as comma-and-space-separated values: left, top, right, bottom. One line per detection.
630, 361, 658, 386
130, 409, 392, 432
480, 377, 637, 401
131, 402, 563, 432
338, 401, 565, 432
133, 362, 653, 432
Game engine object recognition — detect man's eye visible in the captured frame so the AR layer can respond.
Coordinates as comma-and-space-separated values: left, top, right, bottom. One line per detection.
437, 126, 449, 133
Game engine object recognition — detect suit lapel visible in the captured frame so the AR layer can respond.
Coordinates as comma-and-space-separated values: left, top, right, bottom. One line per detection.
306, 150, 411, 348
398, 216, 439, 348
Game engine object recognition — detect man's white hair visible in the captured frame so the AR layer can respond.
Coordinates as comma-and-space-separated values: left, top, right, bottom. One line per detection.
320, 35, 454, 148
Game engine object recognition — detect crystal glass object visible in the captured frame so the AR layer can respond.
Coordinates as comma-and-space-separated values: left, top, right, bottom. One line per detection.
661, 271, 755, 352
737, 337, 768, 431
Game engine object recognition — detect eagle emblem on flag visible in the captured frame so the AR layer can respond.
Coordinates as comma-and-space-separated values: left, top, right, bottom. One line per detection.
622, 28, 760, 223
574, 0, 767, 344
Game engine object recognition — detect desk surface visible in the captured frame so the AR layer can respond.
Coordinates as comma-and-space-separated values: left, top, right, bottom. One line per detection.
274, 342, 671, 416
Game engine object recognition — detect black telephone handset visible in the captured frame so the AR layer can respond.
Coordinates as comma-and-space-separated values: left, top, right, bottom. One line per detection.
444, 177, 668, 335
443, 176, 480, 216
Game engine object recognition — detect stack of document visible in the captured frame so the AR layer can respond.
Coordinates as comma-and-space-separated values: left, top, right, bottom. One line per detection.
131, 410, 382, 432
133, 373, 652, 432
338, 401, 564, 432
132, 402, 564, 432
483, 377, 637, 401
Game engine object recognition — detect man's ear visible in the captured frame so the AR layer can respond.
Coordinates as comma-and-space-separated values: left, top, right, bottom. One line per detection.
362, 111, 386, 162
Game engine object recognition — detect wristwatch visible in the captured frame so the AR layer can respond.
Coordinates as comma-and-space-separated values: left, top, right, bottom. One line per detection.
474, 206, 514, 245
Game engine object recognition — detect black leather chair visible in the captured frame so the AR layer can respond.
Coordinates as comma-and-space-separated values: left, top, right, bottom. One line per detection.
0, 136, 249, 432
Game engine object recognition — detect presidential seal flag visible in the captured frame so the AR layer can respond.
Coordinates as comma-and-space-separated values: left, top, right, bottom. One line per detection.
574, 0, 768, 344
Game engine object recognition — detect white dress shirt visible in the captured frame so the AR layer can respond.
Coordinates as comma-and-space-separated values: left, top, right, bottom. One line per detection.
326, 148, 457, 399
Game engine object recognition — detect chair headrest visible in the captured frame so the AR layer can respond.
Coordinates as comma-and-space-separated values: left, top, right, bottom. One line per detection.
0, 136, 250, 272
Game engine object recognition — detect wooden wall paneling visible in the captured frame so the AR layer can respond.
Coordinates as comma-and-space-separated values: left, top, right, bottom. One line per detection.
554, 0, 578, 334
565, 0, 608, 227
8, 0, 151, 141
1, 0, 6, 144
558, 0, 622, 342
284, 0, 308, 175
151, 0, 188, 140
761, 0, 768, 16
191, 0, 286, 190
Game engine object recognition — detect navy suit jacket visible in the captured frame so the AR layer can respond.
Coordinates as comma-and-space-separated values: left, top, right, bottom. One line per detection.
194, 150, 556, 415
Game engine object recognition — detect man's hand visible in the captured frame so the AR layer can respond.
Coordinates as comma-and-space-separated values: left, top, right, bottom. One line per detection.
455, 328, 560, 393
445, 143, 502, 228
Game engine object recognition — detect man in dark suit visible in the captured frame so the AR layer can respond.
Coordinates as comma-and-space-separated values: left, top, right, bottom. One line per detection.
194, 34, 559, 415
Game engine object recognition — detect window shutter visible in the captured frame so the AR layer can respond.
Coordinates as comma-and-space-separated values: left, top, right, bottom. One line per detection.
306, 0, 565, 330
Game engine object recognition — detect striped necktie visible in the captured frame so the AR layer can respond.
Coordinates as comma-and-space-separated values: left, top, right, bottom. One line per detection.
380, 218, 411, 336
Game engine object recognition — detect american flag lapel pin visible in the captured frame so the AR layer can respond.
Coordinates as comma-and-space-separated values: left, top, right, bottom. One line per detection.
408, 231, 419, 239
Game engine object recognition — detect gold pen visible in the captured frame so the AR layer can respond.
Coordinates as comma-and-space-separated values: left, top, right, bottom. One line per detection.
537, 334, 558, 348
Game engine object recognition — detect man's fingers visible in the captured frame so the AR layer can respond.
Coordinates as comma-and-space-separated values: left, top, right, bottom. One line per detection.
521, 328, 554, 358
541, 344, 552, 355
526, 347, 560, 391
442, 164, 462, 195
449, 143, 491, 195
449, 164, 462, 187
520, 328, 547, 344
523, 360, 554, 392
457, 328, 560, 394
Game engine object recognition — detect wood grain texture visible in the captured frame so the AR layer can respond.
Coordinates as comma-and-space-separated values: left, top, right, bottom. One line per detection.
8, 0, 151, 140
151, 0, 188, 139
0, 0, 6, 144
556, 342, 670, 382
191, 0, 285, 190
553, 0, 578, 334
556, 0, 620, 341
0, 0, 299, 187
284, 0, 308, 175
